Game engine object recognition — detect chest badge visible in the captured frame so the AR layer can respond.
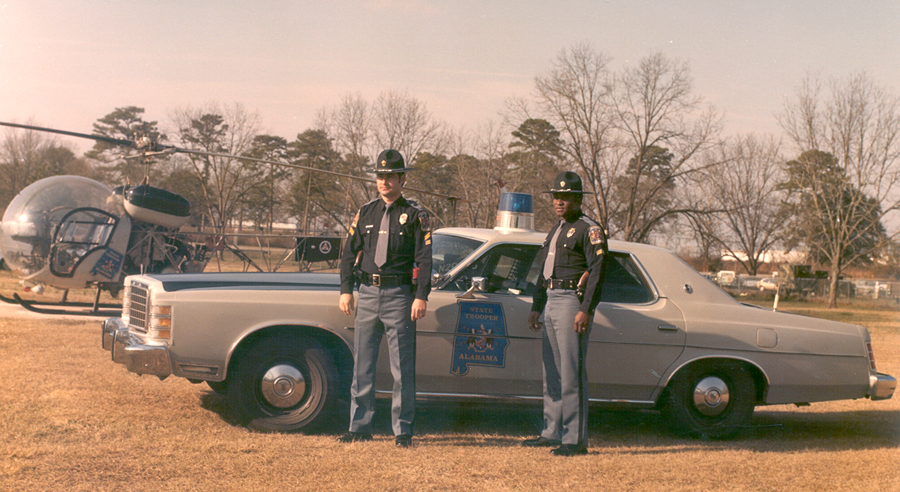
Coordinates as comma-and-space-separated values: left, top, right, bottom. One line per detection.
399, 213, 408, 225
566, 227, 576, 238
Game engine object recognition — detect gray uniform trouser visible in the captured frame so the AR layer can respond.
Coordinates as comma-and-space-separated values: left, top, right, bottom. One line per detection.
348, 283, 416, 436
540, 289, 591, 445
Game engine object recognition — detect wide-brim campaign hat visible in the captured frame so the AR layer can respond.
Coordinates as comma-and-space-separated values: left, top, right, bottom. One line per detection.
370, 149, 416, 174
543, 171, 593, 194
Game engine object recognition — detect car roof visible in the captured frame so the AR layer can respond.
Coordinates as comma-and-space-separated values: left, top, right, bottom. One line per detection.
434, 227, 669, 256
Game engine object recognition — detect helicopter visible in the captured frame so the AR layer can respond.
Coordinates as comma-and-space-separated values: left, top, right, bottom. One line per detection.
0, 121, 462, 316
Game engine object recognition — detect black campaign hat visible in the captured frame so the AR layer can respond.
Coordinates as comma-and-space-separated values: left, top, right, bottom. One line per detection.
543, 171, 591, 194
370, 149, 415, 174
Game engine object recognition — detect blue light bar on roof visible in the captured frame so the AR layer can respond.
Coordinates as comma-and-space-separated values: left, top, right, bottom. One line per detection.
494, 192, 534, 232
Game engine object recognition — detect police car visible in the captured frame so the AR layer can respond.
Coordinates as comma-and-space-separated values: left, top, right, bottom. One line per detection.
101, 193, 895, 438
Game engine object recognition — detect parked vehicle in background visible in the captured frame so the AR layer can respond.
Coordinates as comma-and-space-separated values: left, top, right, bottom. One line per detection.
716, 270, 736, 287
854, 280, 888, 299
757, 277, 779, 292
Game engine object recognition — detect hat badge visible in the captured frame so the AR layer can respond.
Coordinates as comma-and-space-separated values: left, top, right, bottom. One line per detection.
381, 159, 387, 167
559, 180, 566, 187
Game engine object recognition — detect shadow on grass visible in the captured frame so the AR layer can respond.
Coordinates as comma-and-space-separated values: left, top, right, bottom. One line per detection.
198, 391, 899, 451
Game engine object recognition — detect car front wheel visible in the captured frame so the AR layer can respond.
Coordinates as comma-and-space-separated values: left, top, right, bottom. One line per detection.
227, 336, 339, 432
662, 360, 756, 439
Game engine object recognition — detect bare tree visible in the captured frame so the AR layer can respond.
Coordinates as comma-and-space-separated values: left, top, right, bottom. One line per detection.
606, 52, 722, 242
779, 73, 900, 307
168, 102, 263, 233
705, 134, 787, 275
371, 89, 446, 167
509, 43, 615, 229
510, 46, 721, 242
316, 93, 376, 221
0, 122, 88, 211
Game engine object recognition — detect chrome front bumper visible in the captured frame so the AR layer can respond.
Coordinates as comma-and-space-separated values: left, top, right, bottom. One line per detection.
869, 372, 897, 400
101, 318, 172, 379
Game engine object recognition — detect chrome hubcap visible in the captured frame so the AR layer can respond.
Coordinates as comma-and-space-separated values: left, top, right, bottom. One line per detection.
692, 376, 730, 416
261, 364, 306, 408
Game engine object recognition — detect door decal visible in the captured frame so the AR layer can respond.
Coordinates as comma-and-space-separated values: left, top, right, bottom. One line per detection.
451, 301, 509, 376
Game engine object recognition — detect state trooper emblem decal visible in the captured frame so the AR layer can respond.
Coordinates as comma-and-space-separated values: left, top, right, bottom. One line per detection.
451, 301, 509, 376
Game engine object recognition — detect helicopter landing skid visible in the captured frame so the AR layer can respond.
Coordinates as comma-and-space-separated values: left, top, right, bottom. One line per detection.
3, 293, 122, 317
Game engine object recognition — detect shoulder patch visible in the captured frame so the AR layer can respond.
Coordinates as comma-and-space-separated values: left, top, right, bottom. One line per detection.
588, 225, 605, 245
350, 210, 360, 229
419, 211, 431, 232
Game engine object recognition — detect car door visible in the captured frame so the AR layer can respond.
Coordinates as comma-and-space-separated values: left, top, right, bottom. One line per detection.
587, 253, 687, 402
409, 242, 545, 398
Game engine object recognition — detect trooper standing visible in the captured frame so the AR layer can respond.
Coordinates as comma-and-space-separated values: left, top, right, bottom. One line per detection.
524, 171, 606, 456
337, 149, 432, 447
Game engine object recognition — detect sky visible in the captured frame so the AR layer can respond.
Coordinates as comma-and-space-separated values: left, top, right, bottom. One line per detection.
2, 0, 897, 151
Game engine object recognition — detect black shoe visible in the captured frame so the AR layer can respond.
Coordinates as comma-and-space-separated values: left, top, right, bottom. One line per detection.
551, 444, 588, 456
395, 434, 413, 447
522, 436, 561, 447
337, 432, 372, 443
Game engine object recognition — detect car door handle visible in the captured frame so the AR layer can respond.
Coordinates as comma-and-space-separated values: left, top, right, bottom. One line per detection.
658, 324, 679, 331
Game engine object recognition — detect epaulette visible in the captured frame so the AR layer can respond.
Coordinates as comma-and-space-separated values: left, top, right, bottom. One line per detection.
579, 214, 600, 227
360, 197, 382, 210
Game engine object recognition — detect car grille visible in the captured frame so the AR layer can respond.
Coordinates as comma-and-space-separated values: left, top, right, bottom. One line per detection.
127, 280, 150, 333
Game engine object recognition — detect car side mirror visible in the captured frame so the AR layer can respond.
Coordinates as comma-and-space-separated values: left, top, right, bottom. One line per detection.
456, 276, 487, 299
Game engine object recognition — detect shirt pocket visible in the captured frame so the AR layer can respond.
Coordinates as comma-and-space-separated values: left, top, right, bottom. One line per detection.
394, 225, 412, 254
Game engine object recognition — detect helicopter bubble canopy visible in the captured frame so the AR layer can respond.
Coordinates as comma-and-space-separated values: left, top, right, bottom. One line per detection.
0, 176, 116, 276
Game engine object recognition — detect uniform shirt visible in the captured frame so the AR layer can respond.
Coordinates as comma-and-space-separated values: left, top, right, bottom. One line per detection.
340, 196, 432, 301
531, 211, 606, 314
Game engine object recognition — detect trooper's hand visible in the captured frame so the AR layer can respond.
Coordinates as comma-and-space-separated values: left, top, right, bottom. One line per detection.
411, 299, 427, 321
528, 311, 543, 332
574, 311, 590, 333
339, 293, 355, 316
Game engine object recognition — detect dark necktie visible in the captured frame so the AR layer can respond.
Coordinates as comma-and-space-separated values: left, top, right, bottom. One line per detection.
543, 221, 563, 280
374, 205, 391, 268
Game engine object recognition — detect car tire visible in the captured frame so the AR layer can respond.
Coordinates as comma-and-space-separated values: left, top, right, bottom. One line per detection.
206, 380, 228, 394
662, 360, 756, 439
226, 336, 339, 432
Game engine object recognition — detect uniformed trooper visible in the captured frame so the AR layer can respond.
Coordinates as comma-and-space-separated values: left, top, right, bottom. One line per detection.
524, 171, 606, 457
337, 149, 432, 447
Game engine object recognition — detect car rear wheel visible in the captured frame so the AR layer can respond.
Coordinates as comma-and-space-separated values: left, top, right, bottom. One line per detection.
226, 336, 339, 432
662, 360, 756, 439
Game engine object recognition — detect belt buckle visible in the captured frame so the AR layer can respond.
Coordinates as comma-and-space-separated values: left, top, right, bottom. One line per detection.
371, 273, 381, 287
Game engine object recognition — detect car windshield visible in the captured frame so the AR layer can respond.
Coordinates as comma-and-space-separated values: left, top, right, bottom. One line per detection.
431, 233, 484, 276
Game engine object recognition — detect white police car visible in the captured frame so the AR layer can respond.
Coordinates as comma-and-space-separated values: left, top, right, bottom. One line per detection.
101, 193, 895, 438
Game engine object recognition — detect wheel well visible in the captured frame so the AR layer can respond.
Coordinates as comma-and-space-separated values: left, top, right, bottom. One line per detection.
225, 325, 353, 389
661, 358, 768, 405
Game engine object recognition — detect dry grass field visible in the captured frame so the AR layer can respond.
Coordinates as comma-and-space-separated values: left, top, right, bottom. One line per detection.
0, 270, 898, 491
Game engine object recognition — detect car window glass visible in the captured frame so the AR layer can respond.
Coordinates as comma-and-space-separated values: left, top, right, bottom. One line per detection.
431, 234, 484, 276
600, 253, 654, 304
446, 244, 540, 295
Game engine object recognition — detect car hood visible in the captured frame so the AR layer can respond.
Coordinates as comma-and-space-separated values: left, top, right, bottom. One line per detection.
136, 272, 341, 292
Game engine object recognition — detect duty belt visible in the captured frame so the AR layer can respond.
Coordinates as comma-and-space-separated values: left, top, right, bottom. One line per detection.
360, 272, 413, 288
547, 278, 579, 290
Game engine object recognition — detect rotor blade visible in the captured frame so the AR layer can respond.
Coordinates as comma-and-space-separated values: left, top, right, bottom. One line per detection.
0, 121, 139, 148
1, 120, 465, 202
175, 148, 466, 202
